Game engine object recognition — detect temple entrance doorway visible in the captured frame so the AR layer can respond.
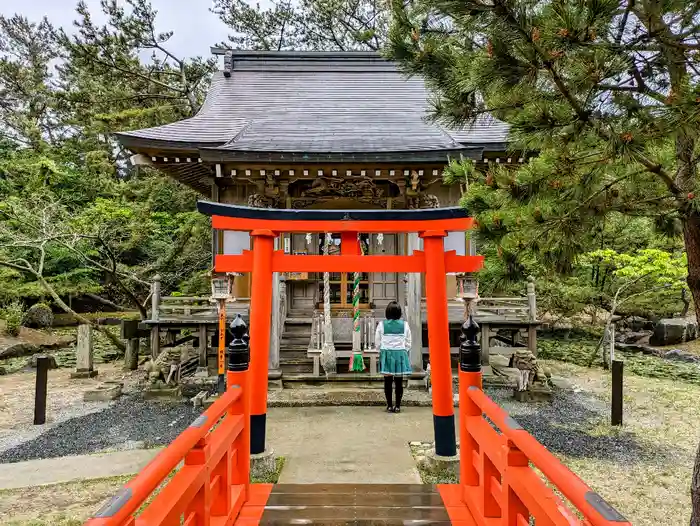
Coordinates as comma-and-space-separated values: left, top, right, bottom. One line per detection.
286, 198, 399, 315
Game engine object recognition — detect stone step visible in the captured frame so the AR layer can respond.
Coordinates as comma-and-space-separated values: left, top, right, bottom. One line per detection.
282, 374, 389, 389
280, 358, 314, 365
281, 334, 311, 340
280, 351, 308, 360
280, 363, 314, 374
280, 345, 309, 351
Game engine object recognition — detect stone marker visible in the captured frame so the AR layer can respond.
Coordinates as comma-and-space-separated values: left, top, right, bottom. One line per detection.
124, 339, 139, 371
71, 324, 98, 378
84, 381, 123, 401
191, 390, 208, 408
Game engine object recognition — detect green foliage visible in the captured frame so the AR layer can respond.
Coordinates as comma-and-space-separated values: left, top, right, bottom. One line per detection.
212, 0, 388, 51
387, 0, 700, 320
538, 336, 700, 386
2, 301, 24, 336
0, 3, 211, 314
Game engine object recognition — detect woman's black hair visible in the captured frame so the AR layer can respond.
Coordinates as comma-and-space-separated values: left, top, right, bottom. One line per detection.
385, 301, 402, 320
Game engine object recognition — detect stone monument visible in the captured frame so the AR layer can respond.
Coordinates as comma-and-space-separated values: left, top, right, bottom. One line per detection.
71, 324, 98, 378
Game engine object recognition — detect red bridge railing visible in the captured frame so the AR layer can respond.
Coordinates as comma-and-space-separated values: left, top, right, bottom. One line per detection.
459, 370, 631, 525
84, 384, 249, 526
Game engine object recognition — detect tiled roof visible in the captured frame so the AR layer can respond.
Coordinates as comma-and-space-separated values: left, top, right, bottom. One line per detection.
117, 51, 509, 155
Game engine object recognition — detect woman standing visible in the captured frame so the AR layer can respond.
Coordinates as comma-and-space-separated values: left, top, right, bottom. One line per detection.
375, 301, 412, 413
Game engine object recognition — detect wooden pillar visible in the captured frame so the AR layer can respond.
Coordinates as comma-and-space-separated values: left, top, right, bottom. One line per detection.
198, 324, 207, 368
481, 323, 490, 365
150, 327, 160, 360
406, 233, 423, 373
269, 238, 282, 375
249, 229, 276, 454
150, 275, 161, 359
421, 230, 456, 457
211, 183, 220, 266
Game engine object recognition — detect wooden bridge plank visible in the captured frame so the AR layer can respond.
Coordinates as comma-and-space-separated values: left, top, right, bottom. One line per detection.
269, 484, 438, 494
265, 493, 446, 507
236, 483, 480, 526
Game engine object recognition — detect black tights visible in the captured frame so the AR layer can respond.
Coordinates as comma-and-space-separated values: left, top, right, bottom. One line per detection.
383, 376, 404, 409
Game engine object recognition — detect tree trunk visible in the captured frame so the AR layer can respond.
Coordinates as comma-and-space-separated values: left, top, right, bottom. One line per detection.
37, 276, 126, 353
686, 211, 700, 526
693, 440, 700, 526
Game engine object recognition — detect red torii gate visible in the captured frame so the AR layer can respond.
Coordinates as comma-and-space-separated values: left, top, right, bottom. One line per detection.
200, 202, 484, 457
83, 202, 632, 526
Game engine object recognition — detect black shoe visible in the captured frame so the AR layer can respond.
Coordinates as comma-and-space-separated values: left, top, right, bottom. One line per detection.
386, 406, 394, 413
393, 407, 401, 413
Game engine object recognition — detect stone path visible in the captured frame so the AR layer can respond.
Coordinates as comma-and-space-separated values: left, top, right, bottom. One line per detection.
268, 406, 451, 484
0, 406, 446, 488
0, 448, 161, 490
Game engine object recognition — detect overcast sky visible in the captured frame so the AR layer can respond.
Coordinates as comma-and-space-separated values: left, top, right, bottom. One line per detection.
1, 0, 235, 59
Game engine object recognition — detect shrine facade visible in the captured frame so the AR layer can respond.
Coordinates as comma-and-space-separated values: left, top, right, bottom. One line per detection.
117, 50, 526, 380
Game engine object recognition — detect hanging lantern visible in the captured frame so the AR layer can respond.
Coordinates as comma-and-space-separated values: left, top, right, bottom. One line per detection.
211, 273, 233, 300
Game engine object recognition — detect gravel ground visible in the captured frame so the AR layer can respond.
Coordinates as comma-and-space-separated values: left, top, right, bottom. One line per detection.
485, 386, 663, 464
0, 395, 199, 463
0, 400, 109, 457
0, 373, 663, 467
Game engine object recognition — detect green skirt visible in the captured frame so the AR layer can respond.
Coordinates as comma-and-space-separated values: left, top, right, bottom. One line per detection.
379, 349, 411, 376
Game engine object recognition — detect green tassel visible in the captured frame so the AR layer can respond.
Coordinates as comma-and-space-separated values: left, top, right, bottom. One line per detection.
350, 352, 365, 372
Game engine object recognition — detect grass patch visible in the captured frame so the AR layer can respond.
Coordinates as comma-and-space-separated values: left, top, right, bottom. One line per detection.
538, 334, 700, 385
408, 443, 458, 484
543, 360, 699, 525
0, 475, 132, 526
252, 456, 286, 484
0, 456, 284, 526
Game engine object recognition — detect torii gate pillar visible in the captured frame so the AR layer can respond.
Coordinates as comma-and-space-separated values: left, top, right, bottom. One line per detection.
248, 229, 276, 454
422, 230, 456, 457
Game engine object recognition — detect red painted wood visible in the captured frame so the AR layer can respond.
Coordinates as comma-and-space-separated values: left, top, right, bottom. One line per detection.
214, 251, 484, 274
212, 215, 474, 233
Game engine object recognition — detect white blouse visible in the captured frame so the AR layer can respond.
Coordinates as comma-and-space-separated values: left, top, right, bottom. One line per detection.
375, 321, 412, 351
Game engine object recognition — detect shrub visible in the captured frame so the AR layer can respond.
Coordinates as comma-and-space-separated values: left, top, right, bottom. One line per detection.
2, 301, 25, 336
23, 302, 54, 329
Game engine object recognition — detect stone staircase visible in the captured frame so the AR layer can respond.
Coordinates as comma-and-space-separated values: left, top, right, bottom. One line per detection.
279, 312, 314, 376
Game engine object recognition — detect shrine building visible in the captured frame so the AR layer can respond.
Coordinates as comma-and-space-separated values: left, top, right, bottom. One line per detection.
117, 50, 527, 383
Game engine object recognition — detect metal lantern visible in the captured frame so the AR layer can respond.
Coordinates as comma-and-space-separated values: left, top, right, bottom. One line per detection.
211, 274, 233, 300
456, 272, 479, 300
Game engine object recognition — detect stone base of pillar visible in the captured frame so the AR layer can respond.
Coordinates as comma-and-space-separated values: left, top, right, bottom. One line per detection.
70, 369, 98, 379
268, 369, 283, 389
424, 448, 460, 478
251, 449, 277, 481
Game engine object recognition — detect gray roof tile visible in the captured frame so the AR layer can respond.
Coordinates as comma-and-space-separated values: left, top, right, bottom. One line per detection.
118, 52, 509, 154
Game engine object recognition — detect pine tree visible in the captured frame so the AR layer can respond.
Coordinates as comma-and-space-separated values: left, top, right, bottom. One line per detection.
387, 0, 700, 522
212, 0, 388, 50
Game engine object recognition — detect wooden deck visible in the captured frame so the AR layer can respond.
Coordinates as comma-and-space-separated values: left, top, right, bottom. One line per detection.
235, 483, 475, 525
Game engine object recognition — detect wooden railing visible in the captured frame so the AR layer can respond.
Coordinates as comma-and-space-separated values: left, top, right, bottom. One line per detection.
84, 385, 249, 526
458, 370, 630, 525
476, 276, 537, 322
